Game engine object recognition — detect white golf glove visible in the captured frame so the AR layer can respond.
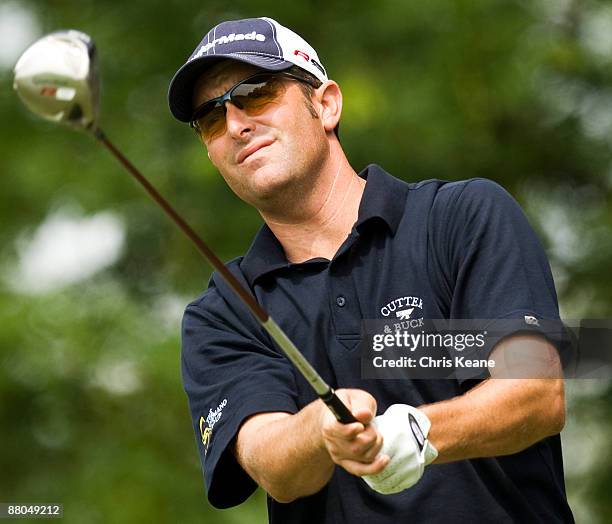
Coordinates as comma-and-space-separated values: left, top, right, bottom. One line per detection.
363, 404, 438, 494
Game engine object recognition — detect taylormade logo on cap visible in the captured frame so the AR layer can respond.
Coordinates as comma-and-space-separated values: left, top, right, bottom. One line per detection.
192, 32, 267, 59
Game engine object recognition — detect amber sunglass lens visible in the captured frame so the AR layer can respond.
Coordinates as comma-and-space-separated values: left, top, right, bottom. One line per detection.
197, 106, 225, 139
195, 75, 286, 139
233, 77, 282, 112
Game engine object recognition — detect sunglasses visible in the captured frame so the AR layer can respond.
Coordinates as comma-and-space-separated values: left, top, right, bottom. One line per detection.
189, 72, 317, 140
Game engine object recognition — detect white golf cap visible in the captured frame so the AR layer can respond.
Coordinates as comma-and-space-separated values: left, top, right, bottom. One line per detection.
167, 17, 328, 122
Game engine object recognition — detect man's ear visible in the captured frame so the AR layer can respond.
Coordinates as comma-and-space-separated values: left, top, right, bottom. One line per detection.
317, 80, 342, 134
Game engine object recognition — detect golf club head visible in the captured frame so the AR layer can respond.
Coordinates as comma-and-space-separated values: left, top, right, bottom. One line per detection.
13, 30, 100, 131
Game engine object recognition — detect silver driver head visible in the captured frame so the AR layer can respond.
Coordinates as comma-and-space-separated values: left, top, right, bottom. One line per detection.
13, 30, 100, 131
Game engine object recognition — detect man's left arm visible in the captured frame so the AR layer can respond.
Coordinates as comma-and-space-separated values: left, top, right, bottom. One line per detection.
362, 332, 565, 494
421, 178, 567, 461
422, 332, 565, 463
364, 179, 569, 494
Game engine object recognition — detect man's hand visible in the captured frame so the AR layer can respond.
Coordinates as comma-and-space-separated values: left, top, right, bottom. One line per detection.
320, 389, 389, 476
363, 404, 438, 494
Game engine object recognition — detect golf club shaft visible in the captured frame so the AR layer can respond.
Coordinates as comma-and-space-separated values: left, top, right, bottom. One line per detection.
93, 128, 356, 424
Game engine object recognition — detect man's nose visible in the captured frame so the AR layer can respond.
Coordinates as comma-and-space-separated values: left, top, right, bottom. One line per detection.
224, 101, 254, 138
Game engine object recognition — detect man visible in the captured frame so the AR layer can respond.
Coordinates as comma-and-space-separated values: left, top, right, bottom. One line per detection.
168, 17, 574, 523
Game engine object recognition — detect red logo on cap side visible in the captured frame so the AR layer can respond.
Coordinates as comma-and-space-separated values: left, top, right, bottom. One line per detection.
294, 50, 310, 61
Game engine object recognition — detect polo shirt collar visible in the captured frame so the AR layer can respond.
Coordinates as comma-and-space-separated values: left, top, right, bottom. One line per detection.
240, 164, 408, 285
354, 163, 408, 235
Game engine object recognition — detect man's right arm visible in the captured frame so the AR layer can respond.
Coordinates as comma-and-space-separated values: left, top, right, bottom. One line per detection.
233, 389, 388, 503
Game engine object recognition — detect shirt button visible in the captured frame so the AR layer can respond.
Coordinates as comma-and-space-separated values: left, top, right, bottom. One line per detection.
336, 296, 346, 307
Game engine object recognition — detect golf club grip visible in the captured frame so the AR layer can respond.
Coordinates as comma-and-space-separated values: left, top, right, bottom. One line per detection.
321, 389, 358, 424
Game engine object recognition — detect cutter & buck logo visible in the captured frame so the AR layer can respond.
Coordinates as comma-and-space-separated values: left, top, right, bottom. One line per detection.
380, 295, 425, 329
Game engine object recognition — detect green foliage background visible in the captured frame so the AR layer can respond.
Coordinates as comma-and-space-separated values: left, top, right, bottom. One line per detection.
1, 0, 611, 522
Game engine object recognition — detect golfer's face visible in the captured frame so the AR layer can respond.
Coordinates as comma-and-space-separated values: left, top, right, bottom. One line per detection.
192, 63, 329, 211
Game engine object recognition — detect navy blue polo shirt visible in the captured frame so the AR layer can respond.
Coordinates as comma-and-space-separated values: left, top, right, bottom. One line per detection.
181, 164, 574, 523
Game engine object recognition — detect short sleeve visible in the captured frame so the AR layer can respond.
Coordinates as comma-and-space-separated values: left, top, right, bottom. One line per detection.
181, 263, 299, 508
428, 179, 565, 378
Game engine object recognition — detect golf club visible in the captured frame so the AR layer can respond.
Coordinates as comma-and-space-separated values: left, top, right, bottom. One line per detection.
13, 30, 356, 424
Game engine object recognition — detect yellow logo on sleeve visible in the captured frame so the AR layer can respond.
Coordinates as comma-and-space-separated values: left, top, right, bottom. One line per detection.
199, 398, 227, 456
200, 417, 213, 454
